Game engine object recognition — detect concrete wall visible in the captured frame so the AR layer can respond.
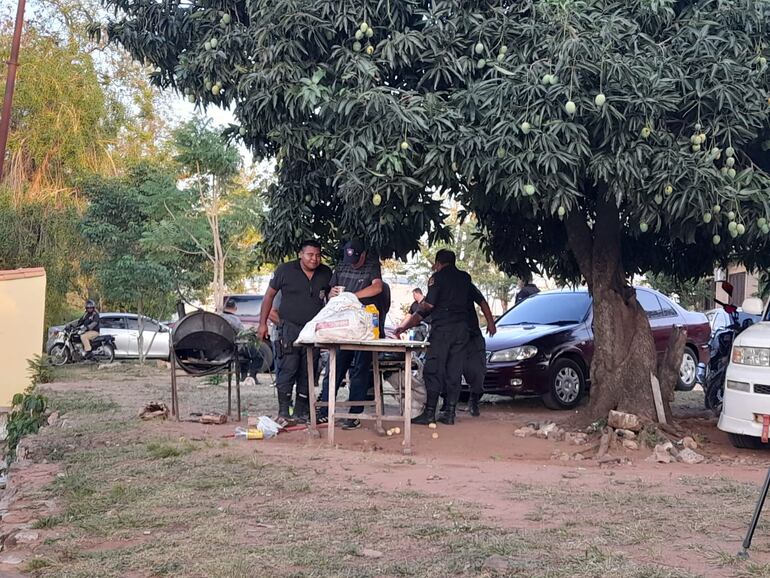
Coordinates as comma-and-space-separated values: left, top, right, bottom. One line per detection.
715, 264, 760, 307
0, 268, 46, 408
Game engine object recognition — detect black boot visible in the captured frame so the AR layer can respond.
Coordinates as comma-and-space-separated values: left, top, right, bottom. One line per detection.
412, 403, 436, 425
468, 394, 480, 417
294, 395, 310, 423
277, 393, 292, 420
438, 404, 456, 425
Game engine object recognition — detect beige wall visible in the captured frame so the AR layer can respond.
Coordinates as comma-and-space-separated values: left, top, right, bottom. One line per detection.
0, 268, 46, 408
715, 264, 760, 306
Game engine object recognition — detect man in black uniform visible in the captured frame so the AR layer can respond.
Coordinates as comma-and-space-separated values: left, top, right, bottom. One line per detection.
258, 240, 332, 422
395, 249, 471, 425
463, 286, 497, 417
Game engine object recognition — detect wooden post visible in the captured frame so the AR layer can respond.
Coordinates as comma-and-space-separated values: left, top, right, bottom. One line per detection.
403, 348, 413, 455
170, 353, 179, 420
307, 346, 318, 436
372, 352, 384, 435
227, 367, 232, 418
650, 372, 667, 425
327, 348, 337, 447
0, 0, 26, 181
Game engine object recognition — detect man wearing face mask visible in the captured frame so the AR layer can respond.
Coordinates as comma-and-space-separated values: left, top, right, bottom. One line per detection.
395, 249, 472, 425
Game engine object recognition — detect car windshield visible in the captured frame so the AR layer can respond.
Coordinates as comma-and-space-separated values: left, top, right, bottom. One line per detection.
498, 292, 592, 326
228, 296, 263, 316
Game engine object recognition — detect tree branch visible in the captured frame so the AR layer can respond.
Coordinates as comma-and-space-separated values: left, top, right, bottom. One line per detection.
163, 201, 215, 262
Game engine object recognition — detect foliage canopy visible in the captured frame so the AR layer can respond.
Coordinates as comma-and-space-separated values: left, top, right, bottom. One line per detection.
101, 0, 770, 283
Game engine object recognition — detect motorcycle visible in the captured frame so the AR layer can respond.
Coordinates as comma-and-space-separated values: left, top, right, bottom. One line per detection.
48, 325, 116, 366
697, 281, 755, 415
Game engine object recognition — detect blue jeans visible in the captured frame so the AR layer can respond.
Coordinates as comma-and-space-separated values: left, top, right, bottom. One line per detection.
319, 349, 372, 415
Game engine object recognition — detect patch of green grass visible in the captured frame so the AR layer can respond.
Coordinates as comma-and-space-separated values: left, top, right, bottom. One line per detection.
25, 557, 54, 572
145, 441, 195, 459
46, 391, 119, 415
32, 515, 64, 529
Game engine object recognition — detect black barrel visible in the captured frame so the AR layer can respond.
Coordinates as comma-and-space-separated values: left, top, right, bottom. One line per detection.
172, 311, 237, 375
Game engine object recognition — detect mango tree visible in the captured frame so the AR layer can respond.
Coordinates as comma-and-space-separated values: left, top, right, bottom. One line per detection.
99, 0, 770, 420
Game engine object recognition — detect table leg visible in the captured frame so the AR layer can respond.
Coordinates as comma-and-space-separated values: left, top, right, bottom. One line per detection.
373, 352, 385, 435
307, 346, 320, 438
236, 372, 241, 421
328, 348, 337, 447
170, 354, 178, 421
403, 350, 413, 455
227, 367, 232, 418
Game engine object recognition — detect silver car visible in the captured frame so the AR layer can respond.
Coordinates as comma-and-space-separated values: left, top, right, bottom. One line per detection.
47, 313, 170, 359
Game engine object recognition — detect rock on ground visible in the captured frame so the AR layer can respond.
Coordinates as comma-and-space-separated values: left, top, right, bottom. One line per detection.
608, 410, 642, 432
650, 443, 673, 464
513, 426, 536, 438
681, 436, 698, 450
482, 555, 511, 572
677, 448, 705, 465
622, 439, 639, 451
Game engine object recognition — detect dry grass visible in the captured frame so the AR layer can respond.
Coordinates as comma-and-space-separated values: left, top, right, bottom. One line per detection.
11, 365, 767, 577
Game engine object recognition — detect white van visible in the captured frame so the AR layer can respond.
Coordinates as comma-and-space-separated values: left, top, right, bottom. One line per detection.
718, 296, 770, 448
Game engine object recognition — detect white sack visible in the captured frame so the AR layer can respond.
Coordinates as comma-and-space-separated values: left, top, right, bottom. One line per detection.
297, 292, 374, 343
383, 356, 427, 419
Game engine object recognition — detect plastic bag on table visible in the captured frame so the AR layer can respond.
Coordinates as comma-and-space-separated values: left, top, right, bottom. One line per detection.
297, 293, 374, 343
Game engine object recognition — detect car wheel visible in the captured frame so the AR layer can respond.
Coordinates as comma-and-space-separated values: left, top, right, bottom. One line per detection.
678, 347, 698, 391
543, 358, 585, 410
728, 433, 764, 450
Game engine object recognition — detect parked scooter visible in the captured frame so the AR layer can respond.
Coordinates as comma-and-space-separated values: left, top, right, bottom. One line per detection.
48, 325, 116, 366
697, 282, 755, 415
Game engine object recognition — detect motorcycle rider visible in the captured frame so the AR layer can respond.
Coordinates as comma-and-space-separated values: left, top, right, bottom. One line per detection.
74, 300, 101, 359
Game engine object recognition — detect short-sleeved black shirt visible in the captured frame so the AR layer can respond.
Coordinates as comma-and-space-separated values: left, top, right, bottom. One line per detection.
269, 260, 332, 326
329, 255, 382, 308
423, 265, 472, 329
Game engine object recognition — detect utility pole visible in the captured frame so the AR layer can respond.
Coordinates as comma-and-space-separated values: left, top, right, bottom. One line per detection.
0, 0, 26, 182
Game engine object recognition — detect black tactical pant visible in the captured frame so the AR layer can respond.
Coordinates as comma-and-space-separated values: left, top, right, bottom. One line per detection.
463, 331, 486, 396
424, 322, 469, 406
276, 321, 318, 413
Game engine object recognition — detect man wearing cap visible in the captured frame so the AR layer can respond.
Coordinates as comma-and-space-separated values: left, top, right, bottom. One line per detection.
318, 238, 383, 430
395, 249, 472, 425
258, 240, 332, 422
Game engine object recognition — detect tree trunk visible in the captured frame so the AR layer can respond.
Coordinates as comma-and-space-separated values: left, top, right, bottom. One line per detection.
207, 174, 226, 314
565, 196, 684, 422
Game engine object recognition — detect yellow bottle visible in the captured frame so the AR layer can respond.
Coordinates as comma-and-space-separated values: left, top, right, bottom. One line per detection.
364, 304, 380, 339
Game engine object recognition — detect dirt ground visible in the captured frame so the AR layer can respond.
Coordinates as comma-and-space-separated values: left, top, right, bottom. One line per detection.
4, 363, 770, 577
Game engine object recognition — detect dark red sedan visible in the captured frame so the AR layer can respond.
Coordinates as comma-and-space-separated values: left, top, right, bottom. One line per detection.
479, 288, 711, 409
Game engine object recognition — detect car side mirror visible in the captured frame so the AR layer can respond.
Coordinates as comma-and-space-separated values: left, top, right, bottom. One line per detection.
741, 297, 765, 316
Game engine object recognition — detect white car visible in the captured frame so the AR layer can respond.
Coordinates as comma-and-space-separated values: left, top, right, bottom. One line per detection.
718, 296, 770, 448
48, 313, 170, 360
